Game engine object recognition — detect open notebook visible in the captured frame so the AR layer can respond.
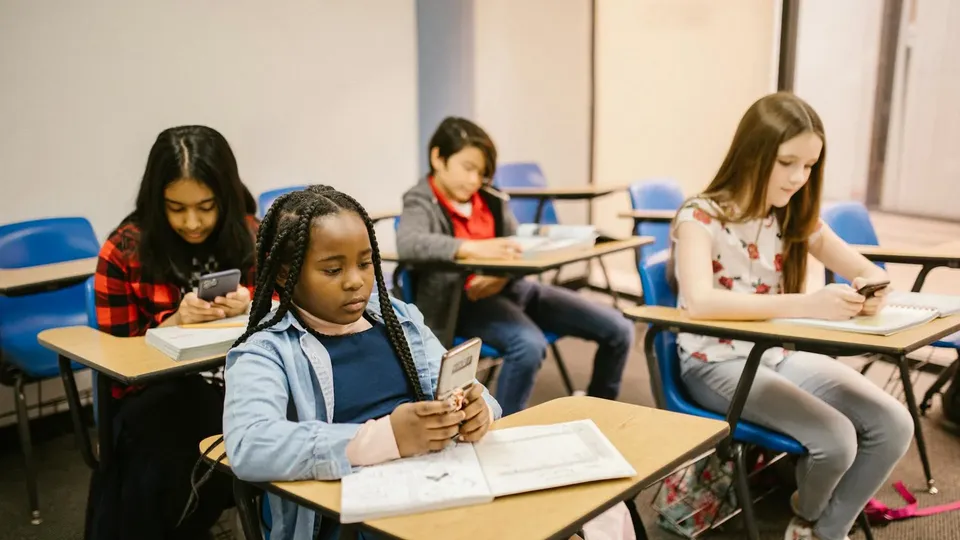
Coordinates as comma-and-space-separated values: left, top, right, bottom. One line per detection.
508, 224, 598, 260
339, 419, 636, 524
772, 291, 960, 336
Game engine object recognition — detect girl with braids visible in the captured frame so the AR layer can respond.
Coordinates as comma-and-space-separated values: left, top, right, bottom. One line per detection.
223, 185, 501, 540
671, 93, 912, 540
89, 125, 257, 539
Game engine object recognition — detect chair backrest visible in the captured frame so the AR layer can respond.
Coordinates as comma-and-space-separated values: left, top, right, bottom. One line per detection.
820, 201, 884, 284
257, 185, 309, 219
392, 217, 415, 303
84, 275, 98, 329
0, 217, 99, 268
628, 178, 684, 264
492, 162, 558, 225
637, 253, 692, 413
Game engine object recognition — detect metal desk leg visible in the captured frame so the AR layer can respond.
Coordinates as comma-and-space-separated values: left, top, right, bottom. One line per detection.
642, 327, 666, 409
233, 479, 264, 540
911, 265, 935, 292
533, 198, 547, 224
896, 354, 937, 493
58, 355, 98, 469
717, 343, 770, 458
96, 373, 115, 469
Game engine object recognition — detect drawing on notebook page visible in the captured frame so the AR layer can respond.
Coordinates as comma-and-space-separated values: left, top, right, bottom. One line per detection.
339, 419, 636, 524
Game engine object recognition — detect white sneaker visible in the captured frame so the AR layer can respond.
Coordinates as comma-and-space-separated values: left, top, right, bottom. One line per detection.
785, 517, 814, 540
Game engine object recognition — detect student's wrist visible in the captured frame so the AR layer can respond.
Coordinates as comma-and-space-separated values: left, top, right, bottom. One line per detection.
454, 240, 474, 260
787, 293, 813, 319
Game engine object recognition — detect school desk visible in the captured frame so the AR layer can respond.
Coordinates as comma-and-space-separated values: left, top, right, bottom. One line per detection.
853, 243, 960, 292
623, 305, 960, 495
200, 395, 729, 540
0, 257, 97, 296
381, 236, 654, 347
369, 211, 401, 224
617, 209, 677, 227
37, 325, 228, 471
499, 185, 627, 225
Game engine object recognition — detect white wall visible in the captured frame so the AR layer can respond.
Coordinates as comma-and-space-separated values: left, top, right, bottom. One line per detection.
0, 0, 418, 425
0, 0, 418, 238
592, 0, 779, 289
472, 0, 593, 225
794, 0, 883, 202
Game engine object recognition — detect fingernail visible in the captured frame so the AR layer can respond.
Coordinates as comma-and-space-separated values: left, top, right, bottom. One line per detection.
457, 436, 465, 442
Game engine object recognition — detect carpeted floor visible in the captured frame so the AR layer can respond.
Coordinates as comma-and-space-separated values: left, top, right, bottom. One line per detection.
1, 325, 958, 540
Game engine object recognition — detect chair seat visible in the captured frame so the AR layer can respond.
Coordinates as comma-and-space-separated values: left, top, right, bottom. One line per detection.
453, 333, 560, 359
668, 395, 806, 454
932, 330, 960, 349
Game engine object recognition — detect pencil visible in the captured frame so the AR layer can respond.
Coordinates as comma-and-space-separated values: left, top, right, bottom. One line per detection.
179, 322, 247, 329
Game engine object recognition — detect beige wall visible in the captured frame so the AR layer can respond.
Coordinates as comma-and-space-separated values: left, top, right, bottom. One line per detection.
0, 0, 418, 425
592, 0, 779, 289
472, 0, 593, 226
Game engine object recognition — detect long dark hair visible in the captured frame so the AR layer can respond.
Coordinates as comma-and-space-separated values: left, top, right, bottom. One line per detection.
235, 185, 427, 401
669, 92, 826, 294
428, 117, 498, 181
126, 125, 256, 284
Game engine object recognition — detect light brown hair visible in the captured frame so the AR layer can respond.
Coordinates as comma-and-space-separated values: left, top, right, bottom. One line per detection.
670, 92, 826, 294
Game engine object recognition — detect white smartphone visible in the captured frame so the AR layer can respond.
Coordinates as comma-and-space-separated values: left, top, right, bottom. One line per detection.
436, 337, 482, 407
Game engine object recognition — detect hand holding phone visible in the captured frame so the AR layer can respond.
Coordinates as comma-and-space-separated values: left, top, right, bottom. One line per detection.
436, 337, 482, 411
856, 279, 890, 299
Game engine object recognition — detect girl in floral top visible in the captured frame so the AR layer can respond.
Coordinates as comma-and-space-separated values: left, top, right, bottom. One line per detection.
671, 92, 913, 540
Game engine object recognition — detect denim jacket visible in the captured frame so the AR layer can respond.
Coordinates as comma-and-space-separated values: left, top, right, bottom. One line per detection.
223, 293, 502, 540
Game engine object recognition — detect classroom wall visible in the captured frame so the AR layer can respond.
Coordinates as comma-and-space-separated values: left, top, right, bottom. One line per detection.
794, 0, 883, 202
592, 0, 779, 290
472, 0, 593, 226
0, 0, 418, 426
0, 0, 418, 239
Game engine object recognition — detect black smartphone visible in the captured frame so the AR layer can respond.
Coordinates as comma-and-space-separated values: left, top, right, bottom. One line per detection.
197, 269, 242, 302
857, 280, 890, 299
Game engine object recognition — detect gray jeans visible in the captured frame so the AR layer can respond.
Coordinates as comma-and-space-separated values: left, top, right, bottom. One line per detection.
680, 352, 914, 540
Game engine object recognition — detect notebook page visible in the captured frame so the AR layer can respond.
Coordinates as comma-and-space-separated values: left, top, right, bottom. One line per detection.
339, 443, 493, 524
773, 305, 938, 336
887, 291, 960, 316
473, 419, 636, 498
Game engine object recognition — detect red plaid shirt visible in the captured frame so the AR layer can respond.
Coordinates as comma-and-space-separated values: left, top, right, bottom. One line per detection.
94, 216, 259, 339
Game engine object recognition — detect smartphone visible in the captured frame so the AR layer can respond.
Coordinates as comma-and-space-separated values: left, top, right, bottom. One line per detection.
197, 269, 242, 302
436, 337, 482, 408
857, 279, 890, 299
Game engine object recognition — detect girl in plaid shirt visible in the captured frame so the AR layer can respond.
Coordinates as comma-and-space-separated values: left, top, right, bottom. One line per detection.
88, 125, 258, 540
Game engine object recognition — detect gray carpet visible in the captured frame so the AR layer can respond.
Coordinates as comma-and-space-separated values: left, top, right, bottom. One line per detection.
1, 322, 959, 539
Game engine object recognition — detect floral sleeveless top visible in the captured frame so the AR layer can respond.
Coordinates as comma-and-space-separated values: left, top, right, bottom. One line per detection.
672, 198, 823, 367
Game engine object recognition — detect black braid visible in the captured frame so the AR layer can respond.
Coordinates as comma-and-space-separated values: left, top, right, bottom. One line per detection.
232, 185, 427, 402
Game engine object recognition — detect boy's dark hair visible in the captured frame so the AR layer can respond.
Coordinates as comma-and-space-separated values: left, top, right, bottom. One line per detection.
427, 117, 498, 180
234, 185, 427, 401
127, 125, 256, 284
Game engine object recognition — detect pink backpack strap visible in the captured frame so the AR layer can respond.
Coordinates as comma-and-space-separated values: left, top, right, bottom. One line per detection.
865, 481, 960, 522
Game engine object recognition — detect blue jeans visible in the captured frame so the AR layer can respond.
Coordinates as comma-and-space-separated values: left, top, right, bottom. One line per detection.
457, 279, 634, 415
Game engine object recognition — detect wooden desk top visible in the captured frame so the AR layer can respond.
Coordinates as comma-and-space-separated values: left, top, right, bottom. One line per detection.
852, 244, 960, 266
624, 305, 960, 356
381, 237, 651, 273
617, 209, 677, 223
500, 185, 625, 200
369, 211, 400, 224
0, 257, 98, 294
37, 326, 226, 384
201, 396, 727, 540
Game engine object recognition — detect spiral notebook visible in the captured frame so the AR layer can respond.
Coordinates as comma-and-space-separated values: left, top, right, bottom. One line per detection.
773, 292, 960, 336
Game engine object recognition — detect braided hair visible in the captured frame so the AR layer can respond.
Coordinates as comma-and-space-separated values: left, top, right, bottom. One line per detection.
234, 185, 427, 401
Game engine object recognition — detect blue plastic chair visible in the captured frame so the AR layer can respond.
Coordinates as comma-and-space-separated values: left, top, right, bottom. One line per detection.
257, 185, 309, 219
392, 217, 575, 394
822, 201, 960, 416
639, 255, 875, 539
492, 162, 558, 225
627, 178, 684, 264
0, 217, 98, 524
